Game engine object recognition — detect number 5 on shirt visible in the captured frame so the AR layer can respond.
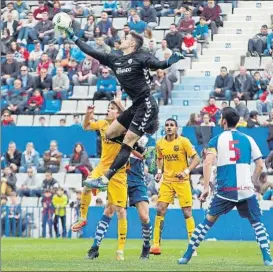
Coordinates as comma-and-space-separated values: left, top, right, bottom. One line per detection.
229, 140, 240, 161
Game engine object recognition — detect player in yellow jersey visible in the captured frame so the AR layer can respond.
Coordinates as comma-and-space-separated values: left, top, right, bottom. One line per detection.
71, 97, 127, 261
150, 118, 200, 255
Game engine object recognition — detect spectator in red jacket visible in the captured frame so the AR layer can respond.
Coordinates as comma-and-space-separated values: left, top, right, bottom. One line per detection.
37, 53, 54, 74
181, 32, 198, 59
201, 97, 220, 123
257, 84, 273, 115
33, 0, 49, 20
25, 89, 44, 114
201, 0, 222, 36
1, 110, 15, 127
177, 10, 195, 37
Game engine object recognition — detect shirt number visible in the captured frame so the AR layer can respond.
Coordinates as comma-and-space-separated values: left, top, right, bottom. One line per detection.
229, 140, 240, 161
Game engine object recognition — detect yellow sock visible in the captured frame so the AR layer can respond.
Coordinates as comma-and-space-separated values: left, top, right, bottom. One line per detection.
153, 215, 164, 247
80, 191, 92, 220
186, 216, 195, 240
117, 218, 127, 251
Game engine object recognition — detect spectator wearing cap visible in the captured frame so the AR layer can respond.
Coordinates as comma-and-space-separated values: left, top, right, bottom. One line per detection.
264, 24, 273, 56
257, 84, 273, 115
252, 71, 267, 100
193, 16, 209, 46
34, 11, 54, 46
33, 1, 49, 20
182, 32, 198, 60
14, 0, 29, 19
103, 0, 118, 16
234, 66, 253, 101
28, 42, 43, 72
177, 10, 195, 37
42, 140, 62, 173
1, 166, 17, 196
210, 66, 233, 101
18, 65, 35, 95
128, 13, 147, 34
73, 55, 100, 86
71, 115, 81, 127
233, 97, 249, 121
19, 142, 42, 173
1, 51, 20, 87
165, 24, 183, 52
45, 41, 59, 62
139, 0, 157, 29
42, 171, 59, 193
97, 12, 112, 35
155, 39, 172, 61
1, 110, 15, 127
2, 12, 19, 38
83, 15, 96, 41
247, 111, 260, 128
247, 25, 268, 57
1, 2, 19, 21
94, 68, 117, 100
25, 89, 44, 114
4, 142, 22, 173
37, 53, 54, 74
35, 67, 52, 95
200, 97, 220, 123
41, 189, 54, 238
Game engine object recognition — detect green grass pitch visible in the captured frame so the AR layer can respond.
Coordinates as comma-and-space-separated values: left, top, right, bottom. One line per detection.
2, 238, 272, 271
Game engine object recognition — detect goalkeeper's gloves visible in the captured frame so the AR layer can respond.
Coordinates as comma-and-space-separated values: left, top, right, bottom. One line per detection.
167, 52, 185, 66
65, 27, 79, 42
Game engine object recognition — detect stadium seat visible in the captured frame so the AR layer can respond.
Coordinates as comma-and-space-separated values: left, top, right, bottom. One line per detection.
88, 86, 97, 99
157, 16, 174, 29
260, 57, 272, 69
16, 173, 28, 188
59, 100, 77, 114
77, 100, 91, 113
92, 5, 104, 16
43, 100, 61, 113
71, 86, 89, 99
66, 114, 83, 125
218, 2, 233, 14
244, 57, 260, 70
52, 173, 66, 187
176, 58, 191, 70
65, 174, 82, 189
16, 115, 34, 126
112, 17, 127, 30
49, 115, 66, 126
238, 1, 273, 8
153, 30, 164, 41
33, 115, 50, 126
11, 114, 17, 124
94, 100, 109, 114
21, 197, 39, 207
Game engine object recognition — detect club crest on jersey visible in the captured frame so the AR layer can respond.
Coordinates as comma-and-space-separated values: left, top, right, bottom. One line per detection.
173, 145, 179, 151
128, 58, 133, 64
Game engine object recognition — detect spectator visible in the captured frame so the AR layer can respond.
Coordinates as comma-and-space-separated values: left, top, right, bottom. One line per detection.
16, 11, 38, 45
116, 1, 130, 17
234, 66, 253, 100
103, 0, 118, 16
210, 66, 233, 101
33, 0, 49, 20
47, 0, 61, 20
97, 12, 112, 35
83, 15, 96, 41
42, 171, 59, 193
220, 101, 228, 112
193, 16, 209, 47
19, 142, 41, 173
4, 142, 22, 173
1, 51, 20, 87
3, 13, 19, 38
263, 108, 273, 126
71, 2, 89, 18
65, 143, 92, 180
265, 24, 273, 56
143, 28, 156, 51
177, 10, 195, 37
164, 51, 178, 87
186, 113, 201, 126
46, 67, 69, 100
91, 37, 111, 54
182, 32, 198, 60
1, 110, 15, 127
247, 25, 268, 57
155, 39, 172, 61
72, 55, 100, 86
257, 84, 273, 115
233, 97, 249, 120
1, 28, 12, 54
1, 2, 19, 21
161, 0, 182, 16
67, 59, 78, 83
37, 53, 54, 74
175, 5, 187, 22
18, 65, 35, 95
94, 68, 117, 100
17, 167, 42, 197
139, 0, 157, 29
6, 79, 27, 114
128, 13, 147, 34
247, 110, 260, 128
255, 172, 273, 195
111, 40, 123, 55
252, 71, 267, 99
34, 11, 54, 46
71, 114, 81, 127
96, 198, 104, 206
38, 116, 48, 127
42, 140, 62, 173
201, 0, 222, 36
266, 150, 273, 173
14, 0, 29, 19
165, 24, 183, 52
35, 68, 52, 95
59, 119, 66, 126
200, 113, 215, 126
25, 89, 44, 114
56, 41, 72, 67
10, 41, 28, 64
45, 40, 59, 62
264, 60, 273, 83
1, 167, 17, 196
53, 187, 68, 238
41, 189, 54, 238
236, 116, 247, 128
119, 24, 130, 40
28, 41, 43, 72
201, 97, 220, 123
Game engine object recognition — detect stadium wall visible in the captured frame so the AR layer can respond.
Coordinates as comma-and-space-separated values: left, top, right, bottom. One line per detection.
84, 207, 273, 241
2, 127, 270, 157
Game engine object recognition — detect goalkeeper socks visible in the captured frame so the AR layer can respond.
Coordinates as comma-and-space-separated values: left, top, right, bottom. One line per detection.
185, 216, 195, 241
183, 218, 214, 259
142, 222, 152, 248
117, 218, 127, 251
80, 191, 92, 220
92, 215, 111, 248
252, 222, 272, 262
105, 143, 132, 180
153, 215, 164, 247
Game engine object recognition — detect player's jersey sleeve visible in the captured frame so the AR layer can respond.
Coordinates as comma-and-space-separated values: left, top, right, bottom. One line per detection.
181, 137, 197, 158
156, 140, 163, 159
143, 52, 169, 70
207, 135, 219, 155
89, 120, 106, 131
248, 136, 262, 161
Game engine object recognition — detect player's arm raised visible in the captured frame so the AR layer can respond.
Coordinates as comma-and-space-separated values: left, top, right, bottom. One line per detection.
82, 106, 96, 131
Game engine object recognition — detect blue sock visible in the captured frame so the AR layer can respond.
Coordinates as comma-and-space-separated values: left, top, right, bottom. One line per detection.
142, 222, 152, 248
92, 215, 112, 248
184, 218, 214, 259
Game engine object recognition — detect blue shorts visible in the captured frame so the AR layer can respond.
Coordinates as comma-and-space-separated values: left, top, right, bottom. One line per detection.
207, 194, 262, 223
128, 184, 149, 207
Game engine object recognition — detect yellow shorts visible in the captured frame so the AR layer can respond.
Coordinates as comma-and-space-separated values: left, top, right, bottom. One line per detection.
90, 167, 127, 208
158, 181, 192, 208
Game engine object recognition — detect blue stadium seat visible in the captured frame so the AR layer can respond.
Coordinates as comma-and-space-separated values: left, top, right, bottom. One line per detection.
42, 100, 61, 114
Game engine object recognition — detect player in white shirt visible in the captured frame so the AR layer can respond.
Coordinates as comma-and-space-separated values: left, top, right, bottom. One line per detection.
178, 107, 273, 266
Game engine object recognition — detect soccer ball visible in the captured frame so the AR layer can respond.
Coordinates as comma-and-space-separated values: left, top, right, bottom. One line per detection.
53, 12, 72, 33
